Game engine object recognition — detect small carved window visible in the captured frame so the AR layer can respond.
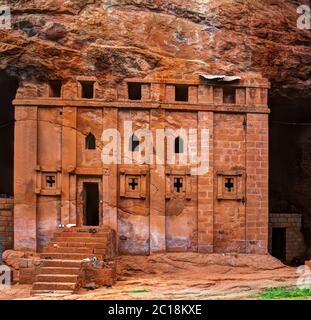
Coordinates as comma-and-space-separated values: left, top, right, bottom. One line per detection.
223, 87, 236, 104
224, 177, 234, 192
128, 177, 139, 190
175, 85, 189, 102
45, 174, 56, 189
120, 170, 147, 199
36, 170, 61, 196
173, 177, 183, 193
129, 134, 139, 152
216, 170, 245, 200
49, 80, 62, 97
128, 83, 142, 100
165, 171, 191, 200
80, 81, 94, 99
174, 136, 184, 154
85, 132, 96, 150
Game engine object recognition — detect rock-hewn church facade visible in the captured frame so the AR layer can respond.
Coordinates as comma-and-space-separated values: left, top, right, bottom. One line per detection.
13, 73, 270, 255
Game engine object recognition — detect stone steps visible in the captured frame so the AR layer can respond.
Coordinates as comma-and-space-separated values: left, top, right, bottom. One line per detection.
35, 274, 78, 283
45, 247, 107, 255
45, 246, 94, 254
38, 267, 80, 275
53, 232, 109, 238
49, 241, 107, 249
40, 253, 103, 260
32, 260, 82, 295
68, 226, 109, 232
31, 290, 74, 296
38, 259, 82, 268
32, 282, 76, 291
31, 227, 113, 296
53, 237, 108, 243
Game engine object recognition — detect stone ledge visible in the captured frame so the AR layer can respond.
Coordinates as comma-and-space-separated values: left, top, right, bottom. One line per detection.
13, 98, 270, 114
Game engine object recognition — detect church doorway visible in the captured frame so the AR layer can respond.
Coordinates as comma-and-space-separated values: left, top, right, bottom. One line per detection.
77, 176, 102, 227
83, 182, 99, 226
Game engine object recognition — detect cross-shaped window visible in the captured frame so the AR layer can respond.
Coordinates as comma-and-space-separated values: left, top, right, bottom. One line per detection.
225, 178, 234, 192
174, 177, 183, 193
128, 178, 139, 190
46, 175, 56, 188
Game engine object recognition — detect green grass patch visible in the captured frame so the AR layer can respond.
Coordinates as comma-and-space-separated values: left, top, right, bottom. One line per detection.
127, 288, 151, 293
259, 286, 311, 300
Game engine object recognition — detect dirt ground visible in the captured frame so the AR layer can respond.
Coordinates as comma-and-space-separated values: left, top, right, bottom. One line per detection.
0, 253, 299, 300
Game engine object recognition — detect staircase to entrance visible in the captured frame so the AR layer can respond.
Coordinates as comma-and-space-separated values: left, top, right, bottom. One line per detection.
31, 226, 116, 295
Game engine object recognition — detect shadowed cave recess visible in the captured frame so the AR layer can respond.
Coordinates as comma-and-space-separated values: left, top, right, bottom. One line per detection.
0, 70, 18, 197
269, 94, 311, 262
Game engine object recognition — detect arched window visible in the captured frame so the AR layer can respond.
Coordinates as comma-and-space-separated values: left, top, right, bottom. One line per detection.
129, 134, 139, 152
85, 132, 96, 150
174, 136, 184, 154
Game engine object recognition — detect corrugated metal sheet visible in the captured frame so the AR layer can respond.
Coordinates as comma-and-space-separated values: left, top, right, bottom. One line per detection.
200, 74, 241, 82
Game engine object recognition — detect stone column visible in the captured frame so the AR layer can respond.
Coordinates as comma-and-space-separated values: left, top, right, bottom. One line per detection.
102, 108, 118, 231
61, 107, 77, 225
149, 109, 166, 253
197, 111, 214, 252
245, 113, 269, 253
189, 86, 198, 103
198, 85, 213, 104
14, 106, 38, 251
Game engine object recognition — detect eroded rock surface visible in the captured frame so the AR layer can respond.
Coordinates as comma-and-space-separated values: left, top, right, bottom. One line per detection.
0, 0, 310, 100
0, 253, 299, 300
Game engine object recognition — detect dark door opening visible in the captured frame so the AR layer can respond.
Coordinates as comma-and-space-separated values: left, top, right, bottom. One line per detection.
272, 227, 286, 261
83, 183, 99, 226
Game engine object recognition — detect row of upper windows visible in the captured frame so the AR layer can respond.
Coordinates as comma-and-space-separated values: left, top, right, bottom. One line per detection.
48, 80, 238, 104
85, 132, 184, 153
127, 82, 237, 104
129, 135, 184, 153
49, 80, 95, 99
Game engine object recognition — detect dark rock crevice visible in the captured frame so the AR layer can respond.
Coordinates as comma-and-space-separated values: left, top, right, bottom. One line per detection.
0, 70, 18, 197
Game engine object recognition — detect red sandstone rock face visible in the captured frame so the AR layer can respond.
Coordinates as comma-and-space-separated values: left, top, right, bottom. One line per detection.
0, 0, 310, 99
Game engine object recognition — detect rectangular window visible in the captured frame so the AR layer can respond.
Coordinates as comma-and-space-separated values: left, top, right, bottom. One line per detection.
175, 85, 189, 102
80, 81, 94, 99
223, 87, 236, 104
49, 80, 62, 97
128, 83, 142, 100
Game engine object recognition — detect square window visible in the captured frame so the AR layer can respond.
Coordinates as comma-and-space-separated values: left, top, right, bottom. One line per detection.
49, 80, 62, 97
80, 81, 94, 99
36, 169, 61, 196
175, 85, 189, 102
126, 176, 140, 192
216, 170, 245, 200
165, 170, 192, 200
120, 170, 147, 199
128, 83, 142, 100
44, 174, 57, 189
223, 87, 236, 104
